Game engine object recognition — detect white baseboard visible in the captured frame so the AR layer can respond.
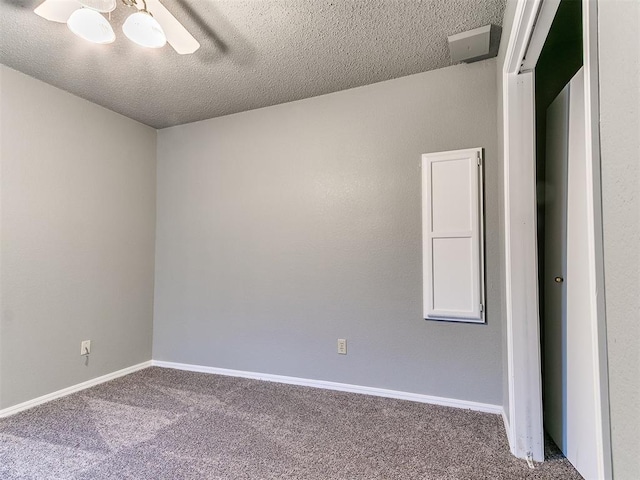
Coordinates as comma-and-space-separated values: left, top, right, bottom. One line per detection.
151, 360, 504, 415
502, 409, 514, 453
0, 359, 506, 424
0, 361, 152, 418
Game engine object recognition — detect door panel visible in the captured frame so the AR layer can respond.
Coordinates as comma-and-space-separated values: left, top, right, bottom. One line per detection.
565, 67, 599, 479
543, 83, 569, 450
544, 67, 600, 480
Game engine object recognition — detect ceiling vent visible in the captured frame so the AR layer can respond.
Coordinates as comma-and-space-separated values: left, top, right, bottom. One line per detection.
447, 25, 501, 63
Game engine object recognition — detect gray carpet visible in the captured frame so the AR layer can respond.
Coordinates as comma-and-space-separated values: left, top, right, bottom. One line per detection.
0, 367, 582, 479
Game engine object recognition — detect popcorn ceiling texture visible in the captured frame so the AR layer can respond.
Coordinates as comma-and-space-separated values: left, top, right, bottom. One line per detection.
0, 0, 506, 128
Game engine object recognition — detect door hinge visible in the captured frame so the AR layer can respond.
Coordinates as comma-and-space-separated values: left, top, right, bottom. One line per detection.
480, 304, 484, 314
477, 152, 482, 166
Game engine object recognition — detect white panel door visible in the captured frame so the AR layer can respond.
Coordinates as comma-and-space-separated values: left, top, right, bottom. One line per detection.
422, 148, 484, 322
543, 83, 569, 451
544, 67, 601, 480
566, 67, 600, 480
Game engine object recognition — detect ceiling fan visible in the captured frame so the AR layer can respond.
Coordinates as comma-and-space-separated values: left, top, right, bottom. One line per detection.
34, 0, 200, 54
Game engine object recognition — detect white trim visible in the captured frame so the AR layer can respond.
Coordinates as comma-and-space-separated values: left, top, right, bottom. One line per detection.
0, 361, 152, 418
582, 1, 613, 477
505, 69, 544, 462
151, 360, 504, 415
505, 0, 542, 74
502, 0, 545, 462
520, 0, 561, 72
502, 409, 513, 449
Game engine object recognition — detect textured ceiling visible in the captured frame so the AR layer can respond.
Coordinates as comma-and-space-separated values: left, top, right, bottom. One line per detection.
1, 0, 506, 128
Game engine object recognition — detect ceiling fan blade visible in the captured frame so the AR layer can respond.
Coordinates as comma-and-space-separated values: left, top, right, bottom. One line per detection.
145, 0, 200, 54
34, 0, 80, 23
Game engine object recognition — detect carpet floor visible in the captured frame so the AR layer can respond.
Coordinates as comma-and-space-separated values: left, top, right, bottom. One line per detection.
0, 367, 582, 479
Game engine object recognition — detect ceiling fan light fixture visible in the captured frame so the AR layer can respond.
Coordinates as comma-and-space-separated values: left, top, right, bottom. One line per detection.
122, 11, 167, 49
77, 0, 117, 13
67, 8, 115, 44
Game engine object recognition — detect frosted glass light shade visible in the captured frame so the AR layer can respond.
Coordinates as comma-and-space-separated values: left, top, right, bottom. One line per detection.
67, 8, 115, 44
78, 0, 117, 13
122, 12, 167, 48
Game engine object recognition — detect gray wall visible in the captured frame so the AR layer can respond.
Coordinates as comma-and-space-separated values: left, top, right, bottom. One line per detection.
154, 60, 503, 405
0, 65, 156, 409
598, 1, 640, 477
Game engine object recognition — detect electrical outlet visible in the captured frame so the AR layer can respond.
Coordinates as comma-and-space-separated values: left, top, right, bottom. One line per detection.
337, 338, 347, 355
81, 340, 91, 356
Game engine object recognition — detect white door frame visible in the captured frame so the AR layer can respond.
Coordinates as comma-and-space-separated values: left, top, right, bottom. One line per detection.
502, 0, 612, 475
